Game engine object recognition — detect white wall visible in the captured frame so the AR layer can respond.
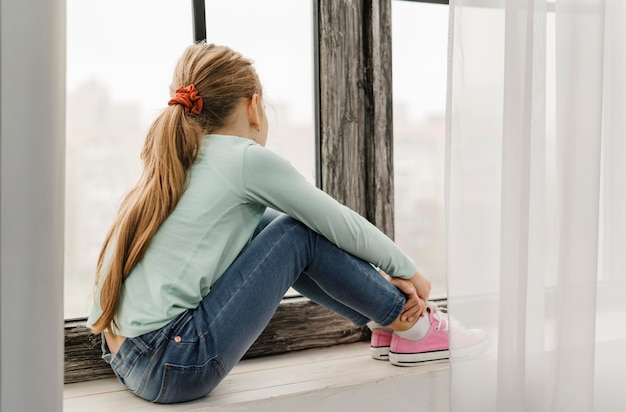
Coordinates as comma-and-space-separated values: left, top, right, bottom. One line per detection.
1, 0, 65, 410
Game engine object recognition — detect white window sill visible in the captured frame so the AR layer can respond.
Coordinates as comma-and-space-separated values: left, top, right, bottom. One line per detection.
64, 342, 450, 411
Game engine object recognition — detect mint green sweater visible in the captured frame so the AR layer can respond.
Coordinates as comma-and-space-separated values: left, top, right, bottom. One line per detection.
87, 134, 416, 337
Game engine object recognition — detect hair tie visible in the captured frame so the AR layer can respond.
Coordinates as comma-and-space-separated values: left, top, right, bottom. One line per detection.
168, 84, 203, 114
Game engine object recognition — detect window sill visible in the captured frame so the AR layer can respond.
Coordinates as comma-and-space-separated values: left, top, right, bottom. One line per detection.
64, 298, 369, 384
64, 341, 450, 411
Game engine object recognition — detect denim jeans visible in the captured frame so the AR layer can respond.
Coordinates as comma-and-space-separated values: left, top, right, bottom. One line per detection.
102, 211, 406, 403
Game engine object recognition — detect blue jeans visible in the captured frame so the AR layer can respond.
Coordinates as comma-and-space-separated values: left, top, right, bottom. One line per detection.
102, 211, 406, 403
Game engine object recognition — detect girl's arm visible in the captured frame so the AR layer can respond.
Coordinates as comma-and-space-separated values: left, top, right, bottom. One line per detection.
242, 144, 417, 280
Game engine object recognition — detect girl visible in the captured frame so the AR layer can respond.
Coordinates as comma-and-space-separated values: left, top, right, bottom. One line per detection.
87, 42, 459, 404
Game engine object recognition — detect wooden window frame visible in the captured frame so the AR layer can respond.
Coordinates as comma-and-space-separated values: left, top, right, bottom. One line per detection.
64, 0, 398, 383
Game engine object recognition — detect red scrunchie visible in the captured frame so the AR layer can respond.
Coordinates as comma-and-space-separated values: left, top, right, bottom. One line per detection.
168, 84, 203, 114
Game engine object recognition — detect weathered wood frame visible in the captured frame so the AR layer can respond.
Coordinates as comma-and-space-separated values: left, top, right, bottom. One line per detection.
64, 0, 394, 384
317, 0, 394, 236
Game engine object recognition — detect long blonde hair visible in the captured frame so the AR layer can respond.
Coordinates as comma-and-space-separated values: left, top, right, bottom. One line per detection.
91, 43, 262, 334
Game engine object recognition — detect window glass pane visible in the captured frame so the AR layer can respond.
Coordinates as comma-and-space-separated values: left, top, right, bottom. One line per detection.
65, 1, 193, 319
65, 1, 314, 318
392, 1, 448, 298
204, 0, 315, 182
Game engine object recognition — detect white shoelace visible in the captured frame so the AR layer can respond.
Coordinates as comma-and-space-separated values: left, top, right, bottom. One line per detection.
428, 303, 449, 332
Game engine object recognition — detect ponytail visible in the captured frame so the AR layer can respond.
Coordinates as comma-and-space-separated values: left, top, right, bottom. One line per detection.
91, 106, 202, 334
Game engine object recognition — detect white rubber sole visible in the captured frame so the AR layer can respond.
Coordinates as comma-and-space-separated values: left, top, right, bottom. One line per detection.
389, 330, 491, 367
388, 349, 449, 366
370, 346, 390, 360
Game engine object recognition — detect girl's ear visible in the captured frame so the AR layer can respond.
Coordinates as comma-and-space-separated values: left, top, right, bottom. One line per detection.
247, 94, 262, 131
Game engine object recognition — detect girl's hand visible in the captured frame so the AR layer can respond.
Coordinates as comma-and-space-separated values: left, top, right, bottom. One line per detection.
388, 277, 426, 321
408, 270, 431, 304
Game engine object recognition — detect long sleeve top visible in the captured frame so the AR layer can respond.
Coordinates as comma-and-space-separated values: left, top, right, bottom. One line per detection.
87, 134, 416, 337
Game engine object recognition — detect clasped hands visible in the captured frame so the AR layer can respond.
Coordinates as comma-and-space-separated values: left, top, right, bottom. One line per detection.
380, 270, 431, 323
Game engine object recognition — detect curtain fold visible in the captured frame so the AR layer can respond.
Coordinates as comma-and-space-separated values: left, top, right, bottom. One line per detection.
445, 1, 625, 411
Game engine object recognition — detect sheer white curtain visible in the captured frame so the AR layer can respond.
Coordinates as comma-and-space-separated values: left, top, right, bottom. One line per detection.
445, 0, 626, 411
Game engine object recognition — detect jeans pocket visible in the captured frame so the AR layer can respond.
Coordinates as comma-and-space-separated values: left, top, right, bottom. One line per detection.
153, 356, 226, 404
109, 335, 157, 393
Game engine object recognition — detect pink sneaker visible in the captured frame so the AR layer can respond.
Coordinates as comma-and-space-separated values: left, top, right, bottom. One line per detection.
389, 303, 487, 367
370, 329, 393, 360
